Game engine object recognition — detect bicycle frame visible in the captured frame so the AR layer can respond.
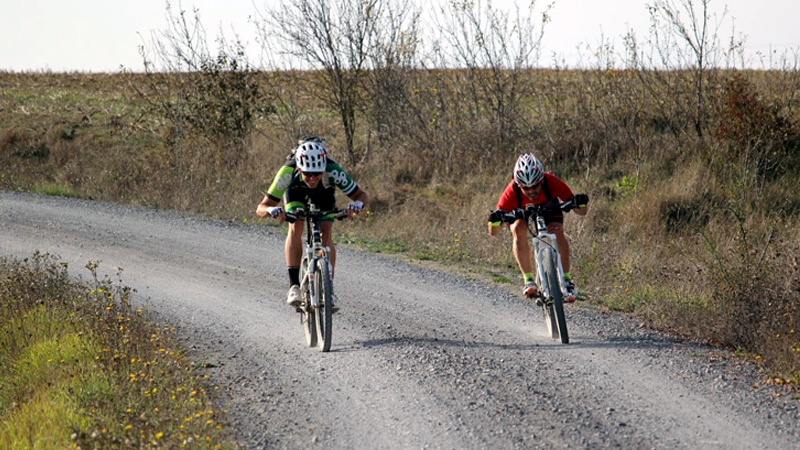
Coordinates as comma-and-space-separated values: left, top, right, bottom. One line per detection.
301, 205, 334, 309
529, 214, 569, 304
287, 203, 347, 351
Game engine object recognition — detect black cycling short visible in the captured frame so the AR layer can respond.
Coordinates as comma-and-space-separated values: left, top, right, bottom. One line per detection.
542, 198, 564, 225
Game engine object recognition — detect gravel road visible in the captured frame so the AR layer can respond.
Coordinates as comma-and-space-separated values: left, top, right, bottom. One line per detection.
1, 191, 797, 449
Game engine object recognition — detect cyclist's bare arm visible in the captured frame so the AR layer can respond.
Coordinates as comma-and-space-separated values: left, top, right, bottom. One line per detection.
571, 204, 589, 216
256, 195, 281, 219
488, 222, 504, 236
347, 188, 370, 211
566, 193, 590, 216
257, 164, 296, 220
487, 209, 519, 236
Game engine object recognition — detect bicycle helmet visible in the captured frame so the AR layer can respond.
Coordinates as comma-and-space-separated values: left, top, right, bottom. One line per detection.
295, 142, 327, 172
288, 135, 326, 160
298, 135, 326, 146
514, 153, 545, 186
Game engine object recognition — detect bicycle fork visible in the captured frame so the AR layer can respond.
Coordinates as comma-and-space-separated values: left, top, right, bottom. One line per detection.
304, 246, 333, 308
533, 234, 569, 302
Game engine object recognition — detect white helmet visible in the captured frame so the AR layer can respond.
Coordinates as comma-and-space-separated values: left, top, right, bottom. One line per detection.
295, 142, 327, 172
514, 153, 545, 186
298, 135, 326, 146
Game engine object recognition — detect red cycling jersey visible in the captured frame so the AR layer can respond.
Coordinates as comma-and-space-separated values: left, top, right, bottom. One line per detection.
495, 173, 574, 211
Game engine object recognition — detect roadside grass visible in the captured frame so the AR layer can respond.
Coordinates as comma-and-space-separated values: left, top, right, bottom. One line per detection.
32, 181, 76, 198
490, 275, 513, 284
337, 230, 411, 255
0, 252, 233, 450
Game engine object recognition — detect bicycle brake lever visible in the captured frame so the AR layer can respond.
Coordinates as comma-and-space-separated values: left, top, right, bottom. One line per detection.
285, 212, 303, 223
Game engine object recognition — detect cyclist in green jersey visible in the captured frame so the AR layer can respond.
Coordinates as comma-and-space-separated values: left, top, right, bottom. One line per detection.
256, 136, 370, 309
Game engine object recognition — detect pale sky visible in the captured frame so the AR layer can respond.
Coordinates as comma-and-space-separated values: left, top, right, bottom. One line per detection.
1, 0, 798, 72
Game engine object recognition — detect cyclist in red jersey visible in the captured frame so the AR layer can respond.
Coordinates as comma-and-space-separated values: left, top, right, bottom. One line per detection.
488, 153, 589, 301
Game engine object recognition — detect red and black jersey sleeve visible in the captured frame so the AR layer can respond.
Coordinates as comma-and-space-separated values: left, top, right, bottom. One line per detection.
496, 179, 521, 211
495, 174, 574, 211
544, 174, 574, 201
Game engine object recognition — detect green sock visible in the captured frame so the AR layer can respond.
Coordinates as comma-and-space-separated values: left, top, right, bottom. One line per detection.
564, 272, 571, 281
523, 272, 534, 283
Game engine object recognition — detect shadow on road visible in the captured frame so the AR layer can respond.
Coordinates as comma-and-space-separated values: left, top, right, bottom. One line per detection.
353, 333, 690, 353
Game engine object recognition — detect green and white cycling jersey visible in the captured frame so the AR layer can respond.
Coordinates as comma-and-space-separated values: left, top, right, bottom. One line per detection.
266, 156, 359, 204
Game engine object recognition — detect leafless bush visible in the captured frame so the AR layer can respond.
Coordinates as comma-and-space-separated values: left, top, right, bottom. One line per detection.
133, 3, 265, 169
357, 0, 554, 183
360, 0, 423, 173
432, 0, 550, 161
256, 0, 393, 166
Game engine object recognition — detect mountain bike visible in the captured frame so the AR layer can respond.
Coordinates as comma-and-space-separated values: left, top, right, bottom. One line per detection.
502, 199, 576, 344
285, 204, 349, 352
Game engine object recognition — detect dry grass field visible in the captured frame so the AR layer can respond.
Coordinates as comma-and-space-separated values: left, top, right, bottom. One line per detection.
1, 67, 798, 385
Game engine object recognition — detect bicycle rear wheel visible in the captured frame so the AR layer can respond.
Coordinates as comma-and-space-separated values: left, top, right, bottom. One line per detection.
543, 249, 569, 344
300, 256, 317, 348
314, 258, 334, 352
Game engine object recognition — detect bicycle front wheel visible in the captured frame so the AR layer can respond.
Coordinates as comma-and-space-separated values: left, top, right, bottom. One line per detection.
300, 256, 317, 348
543, 248, 569, 344
314, 258, 334, 352
542, 296, 559, 340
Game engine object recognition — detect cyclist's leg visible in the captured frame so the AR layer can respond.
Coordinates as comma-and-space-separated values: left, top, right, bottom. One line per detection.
284, 222, 304, 307
547, 220, 577, 301
311, 185, 338, 270
511, 219, 538, 298
309, 186, 338, 310
284, 187, 307, 306
286, 220, 304, 267
511, 219, 533, 276
320, 221, 335, 269
284, 186, 308, 269
318, 220, 339, 311
546, 221, 569, 274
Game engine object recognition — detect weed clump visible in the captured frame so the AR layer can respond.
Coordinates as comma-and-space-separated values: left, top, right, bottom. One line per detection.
0, 252, 233, 449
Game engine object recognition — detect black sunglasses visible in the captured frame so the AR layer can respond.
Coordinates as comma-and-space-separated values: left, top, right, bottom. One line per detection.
520, 182, 542, 191
302, 171, 323, 177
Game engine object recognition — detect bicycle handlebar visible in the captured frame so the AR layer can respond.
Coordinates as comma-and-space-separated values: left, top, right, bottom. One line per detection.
499, 199, 576, 224
285, 208, 349, 224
